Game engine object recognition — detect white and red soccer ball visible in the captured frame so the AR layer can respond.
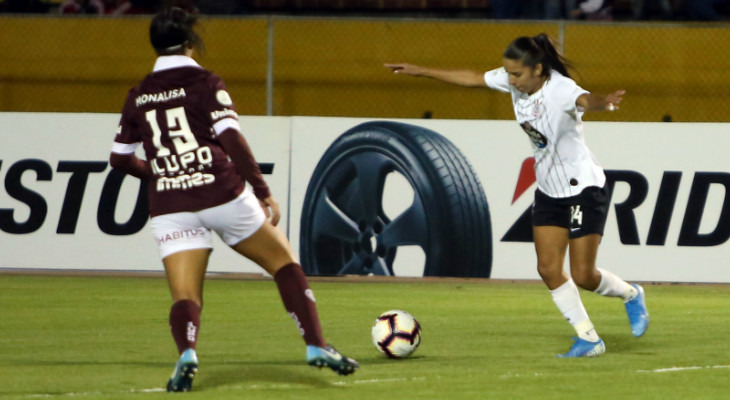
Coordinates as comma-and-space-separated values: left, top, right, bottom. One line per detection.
371, 310, 422, 358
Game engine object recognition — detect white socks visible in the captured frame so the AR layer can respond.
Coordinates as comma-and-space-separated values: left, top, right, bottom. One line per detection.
594, 268, 638, 302
551, 279, 600, 342
550, 269, 637, 343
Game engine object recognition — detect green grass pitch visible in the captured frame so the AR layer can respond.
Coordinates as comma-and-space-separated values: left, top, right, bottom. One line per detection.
1, 274, 728, 399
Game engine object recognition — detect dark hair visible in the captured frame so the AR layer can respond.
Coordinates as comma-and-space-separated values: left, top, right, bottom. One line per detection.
149, 7, 203, 56
503, 34, 572, 78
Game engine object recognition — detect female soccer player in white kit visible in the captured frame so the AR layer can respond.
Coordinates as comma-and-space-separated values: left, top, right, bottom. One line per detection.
109, 8, 358, 392
385, 33, 649, 357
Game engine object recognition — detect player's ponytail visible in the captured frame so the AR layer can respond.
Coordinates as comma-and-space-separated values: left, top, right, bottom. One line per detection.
503, 33, 573, 78
149, 7, 204, 56
532, 34, 572, 78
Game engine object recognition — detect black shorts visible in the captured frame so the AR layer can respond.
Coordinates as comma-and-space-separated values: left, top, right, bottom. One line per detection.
532, 185, 609, 239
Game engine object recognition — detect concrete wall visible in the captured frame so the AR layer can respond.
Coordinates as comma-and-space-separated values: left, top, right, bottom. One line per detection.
1, 16, 728, 121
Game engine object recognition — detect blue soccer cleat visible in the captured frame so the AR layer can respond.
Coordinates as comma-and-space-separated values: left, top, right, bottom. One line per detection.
625, 283, 649, 337
557, 337, 606, 358
166, 348, 198, 392
306, 344, 359, 376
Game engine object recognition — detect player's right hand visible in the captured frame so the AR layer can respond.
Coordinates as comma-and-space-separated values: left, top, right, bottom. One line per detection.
259, 195, 281, 226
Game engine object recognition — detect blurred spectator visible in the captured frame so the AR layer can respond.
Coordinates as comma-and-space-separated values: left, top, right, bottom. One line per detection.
59, 0, 104, 14
686, 0, 730, 20
2, 0, 51, 13
491, 0, 521, 18
520, 0, 544, 18
127, 0, 198, 14
632, 0, 674, 19
58, 0, 197, 15
570, 0, 614, 20
173, 0, 198, 12
127, 0, 161, 13
102, 0, 145, 14
539, 0, 622, 20
59, 0, 141, 14
545, 0, 574, 19
194, 0, 239, 14
491, 0, 552, 19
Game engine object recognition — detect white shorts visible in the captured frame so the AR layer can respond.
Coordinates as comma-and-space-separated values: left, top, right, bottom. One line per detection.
150, 187, 266, 259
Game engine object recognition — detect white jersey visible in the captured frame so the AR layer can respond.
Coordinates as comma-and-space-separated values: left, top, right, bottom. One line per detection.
484, 67, 606, 198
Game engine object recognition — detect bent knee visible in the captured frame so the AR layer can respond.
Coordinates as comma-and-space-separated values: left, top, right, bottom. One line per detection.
536, 259, 563, 279
571, 267, 601, 290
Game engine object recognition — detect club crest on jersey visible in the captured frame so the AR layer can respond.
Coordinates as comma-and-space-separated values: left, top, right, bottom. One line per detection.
520, 121, 548, 148
216, 90, 233, 106
532, 99, 543, 118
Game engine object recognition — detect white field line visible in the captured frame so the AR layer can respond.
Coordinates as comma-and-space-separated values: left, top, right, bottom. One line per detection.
22, 378, 429, 397
224, 377, 429, 390
498, 364, 730, 379
332, 376, 427, 386
26, 392, 105, 398
498, 372, 543, 379
24, 388, 165, 398
637, 365, 730, 373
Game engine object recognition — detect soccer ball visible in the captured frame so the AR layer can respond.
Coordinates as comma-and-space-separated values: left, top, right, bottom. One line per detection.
371, 310, 422, 358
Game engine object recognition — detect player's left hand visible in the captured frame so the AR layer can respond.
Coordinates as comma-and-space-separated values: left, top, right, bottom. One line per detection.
259, 196, 281, 226
605, 90, 626, 111
384, 63, 425, 76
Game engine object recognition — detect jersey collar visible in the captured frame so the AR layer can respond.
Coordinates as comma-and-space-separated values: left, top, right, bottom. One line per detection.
153, 55, 202, 72
523, 72, 552, 100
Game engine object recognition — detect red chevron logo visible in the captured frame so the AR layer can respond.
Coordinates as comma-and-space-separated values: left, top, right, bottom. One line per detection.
512, 157, 536, 204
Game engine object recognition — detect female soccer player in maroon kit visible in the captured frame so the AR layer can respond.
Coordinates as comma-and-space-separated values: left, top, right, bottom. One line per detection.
109, 8, 358, 392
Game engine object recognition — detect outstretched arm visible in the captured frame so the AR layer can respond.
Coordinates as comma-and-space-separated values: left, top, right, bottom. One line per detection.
384, 63, 487, 88
577, 90, 626, 112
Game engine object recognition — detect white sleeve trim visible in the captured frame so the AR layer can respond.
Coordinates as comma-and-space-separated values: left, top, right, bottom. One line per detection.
213, 118, 241, 136
573, 89, 590, 112
111, 141, 140, 154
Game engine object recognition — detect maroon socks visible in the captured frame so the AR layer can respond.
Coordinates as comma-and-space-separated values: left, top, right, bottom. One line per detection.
274, 263, 326, 348
169, 299, 201, 355
168, 264, 325, 355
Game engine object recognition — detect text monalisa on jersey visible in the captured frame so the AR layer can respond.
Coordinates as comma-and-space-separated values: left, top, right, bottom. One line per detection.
135, 88, 186, 107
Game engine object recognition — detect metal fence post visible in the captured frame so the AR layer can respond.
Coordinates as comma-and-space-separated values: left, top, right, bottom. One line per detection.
266, 15, 274, 116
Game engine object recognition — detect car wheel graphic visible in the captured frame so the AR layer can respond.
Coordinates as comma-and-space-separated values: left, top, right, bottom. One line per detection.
300, 121, 492, 277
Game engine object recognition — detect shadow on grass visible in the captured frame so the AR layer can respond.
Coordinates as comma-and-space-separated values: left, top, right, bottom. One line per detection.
0, 360, 170, 367
600, 334, 658, 356
196, 355, 436, 390
199, 364, 333, 390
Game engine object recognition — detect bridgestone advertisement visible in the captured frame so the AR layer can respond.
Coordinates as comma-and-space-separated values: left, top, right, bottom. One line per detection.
1, 113, 729, 283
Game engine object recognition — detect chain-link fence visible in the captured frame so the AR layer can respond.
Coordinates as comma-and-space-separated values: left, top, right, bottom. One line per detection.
1, 15, 729, 121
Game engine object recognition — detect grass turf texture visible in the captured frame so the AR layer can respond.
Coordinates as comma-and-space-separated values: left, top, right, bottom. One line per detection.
1, 274, 728, 399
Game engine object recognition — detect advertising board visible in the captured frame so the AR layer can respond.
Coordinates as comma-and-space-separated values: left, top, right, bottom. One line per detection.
2, 113, 728, 282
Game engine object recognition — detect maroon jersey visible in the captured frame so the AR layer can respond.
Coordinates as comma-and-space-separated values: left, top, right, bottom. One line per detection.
114, 56, 259, 217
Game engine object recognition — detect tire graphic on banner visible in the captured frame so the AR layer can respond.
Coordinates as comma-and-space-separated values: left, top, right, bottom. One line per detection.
300, 121, 492, 277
